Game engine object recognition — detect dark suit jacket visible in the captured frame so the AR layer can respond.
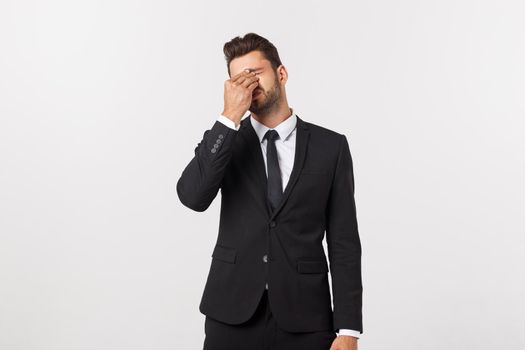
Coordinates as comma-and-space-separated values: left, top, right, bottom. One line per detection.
176, 114, 363, 334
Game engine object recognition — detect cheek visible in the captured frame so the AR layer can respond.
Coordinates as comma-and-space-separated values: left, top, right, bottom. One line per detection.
257, 76, 270, 89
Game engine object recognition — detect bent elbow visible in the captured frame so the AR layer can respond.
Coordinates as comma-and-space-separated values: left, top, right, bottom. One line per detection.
176, 178, 211, 212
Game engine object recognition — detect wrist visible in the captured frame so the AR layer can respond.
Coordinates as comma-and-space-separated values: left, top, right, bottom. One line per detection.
221, 110, 243, 124
338, 335, 358, 339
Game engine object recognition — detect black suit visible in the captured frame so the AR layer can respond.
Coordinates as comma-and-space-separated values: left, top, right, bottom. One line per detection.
177, 114, 363, 334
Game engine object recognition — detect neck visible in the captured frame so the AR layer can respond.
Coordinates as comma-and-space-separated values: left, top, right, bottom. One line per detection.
251, 102, 293, 129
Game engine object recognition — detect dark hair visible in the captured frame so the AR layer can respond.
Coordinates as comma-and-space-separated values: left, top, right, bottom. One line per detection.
223, 32, 283, 77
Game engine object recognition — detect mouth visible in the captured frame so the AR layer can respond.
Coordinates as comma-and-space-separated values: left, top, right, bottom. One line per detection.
253, 90, 262, 98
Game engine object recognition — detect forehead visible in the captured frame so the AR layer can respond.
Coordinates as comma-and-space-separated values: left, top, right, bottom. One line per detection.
230, 50, 271, 75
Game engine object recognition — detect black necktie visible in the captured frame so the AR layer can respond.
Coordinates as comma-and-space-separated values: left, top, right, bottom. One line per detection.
264, 129, 283, 212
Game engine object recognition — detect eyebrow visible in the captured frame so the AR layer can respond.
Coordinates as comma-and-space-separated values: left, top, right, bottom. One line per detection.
246, 67, 263, 72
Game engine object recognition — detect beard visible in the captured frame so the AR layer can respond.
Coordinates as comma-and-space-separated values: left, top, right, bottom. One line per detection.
249, 73, 282, 117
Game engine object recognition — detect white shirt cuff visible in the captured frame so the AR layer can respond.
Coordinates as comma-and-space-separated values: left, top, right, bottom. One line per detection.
217, 114, 240, 131
337, 329, 361, 338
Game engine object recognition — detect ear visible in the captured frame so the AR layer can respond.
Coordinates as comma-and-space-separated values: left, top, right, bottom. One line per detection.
277, 64, 288, 85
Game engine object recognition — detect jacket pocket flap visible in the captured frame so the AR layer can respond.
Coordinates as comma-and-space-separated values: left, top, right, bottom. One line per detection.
212, 244, 237, 264
297, 259, 328, 274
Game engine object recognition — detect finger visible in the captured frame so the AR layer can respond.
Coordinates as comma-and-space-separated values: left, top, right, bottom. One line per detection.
232, 69, 250, 79
247, 80, 259, 91
232, 70, 256, 84
241, 75, 259, 88
232, 74, 252, 87
230, 72, 244, 83
230, 70, 248, 81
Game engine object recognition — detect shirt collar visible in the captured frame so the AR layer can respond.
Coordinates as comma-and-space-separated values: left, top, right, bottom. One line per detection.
250, 107, 297, 143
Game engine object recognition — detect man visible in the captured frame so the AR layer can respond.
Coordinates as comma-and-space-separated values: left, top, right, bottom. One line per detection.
177, 33, 363, 350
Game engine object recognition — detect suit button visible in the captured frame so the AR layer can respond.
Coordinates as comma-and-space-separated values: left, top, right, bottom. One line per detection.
262, 254, 268, 263
216, 139, 222, 144
213, 143, 219, 148
269, 221, 276, 228
211, 148, 216, 153
218, 134, 224, 139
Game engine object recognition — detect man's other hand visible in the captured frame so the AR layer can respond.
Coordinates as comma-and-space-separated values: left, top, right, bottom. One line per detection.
330, 335, 358, 350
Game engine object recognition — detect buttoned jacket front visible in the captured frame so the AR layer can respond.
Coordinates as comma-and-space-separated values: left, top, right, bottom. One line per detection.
177, 113, 363, 334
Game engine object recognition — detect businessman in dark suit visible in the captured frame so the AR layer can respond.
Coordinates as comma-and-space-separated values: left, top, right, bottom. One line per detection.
177, 33, 363, 350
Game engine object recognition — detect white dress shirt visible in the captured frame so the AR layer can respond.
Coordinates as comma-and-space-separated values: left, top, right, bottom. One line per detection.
216, 109, 361, 339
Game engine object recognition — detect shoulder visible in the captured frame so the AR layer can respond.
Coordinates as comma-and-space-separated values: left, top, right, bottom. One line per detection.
301, 119, 348, 148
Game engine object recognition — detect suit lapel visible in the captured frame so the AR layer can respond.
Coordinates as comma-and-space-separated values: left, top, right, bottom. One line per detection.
239, 116, 272, 217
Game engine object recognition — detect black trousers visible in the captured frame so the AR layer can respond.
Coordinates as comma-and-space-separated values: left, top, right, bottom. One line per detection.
203, 290, 337, 350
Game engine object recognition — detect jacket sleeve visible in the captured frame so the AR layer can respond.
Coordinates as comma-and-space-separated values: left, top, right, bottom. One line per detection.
176, 119, 238, 212
325, 133, 363, 333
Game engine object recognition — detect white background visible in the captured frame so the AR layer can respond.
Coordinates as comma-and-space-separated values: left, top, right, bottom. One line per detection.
1, 1, 524, 349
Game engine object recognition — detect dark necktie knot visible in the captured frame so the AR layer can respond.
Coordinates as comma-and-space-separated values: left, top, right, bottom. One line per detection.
264, 129, 279, 143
